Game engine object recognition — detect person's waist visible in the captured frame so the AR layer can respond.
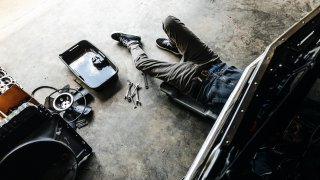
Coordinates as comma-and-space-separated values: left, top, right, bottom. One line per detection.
190, 62, 226, 98
192, 62, 226, 100
200, 62, 226, 79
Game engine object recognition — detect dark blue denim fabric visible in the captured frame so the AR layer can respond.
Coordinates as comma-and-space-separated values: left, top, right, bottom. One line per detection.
197, 64, 243, 113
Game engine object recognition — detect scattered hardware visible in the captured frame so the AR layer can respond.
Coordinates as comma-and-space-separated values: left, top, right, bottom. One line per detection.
135, 85, 142, 106
131, 83, 140, 98
0, 67, 21, 95
124, 81, 142, 109
132, 95, 137, 109
32, 85, 93, 129
124, 80, 133, 102
142, 72, 149, 89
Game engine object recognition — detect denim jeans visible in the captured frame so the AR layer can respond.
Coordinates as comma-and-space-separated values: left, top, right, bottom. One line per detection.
197, 64, 243, 113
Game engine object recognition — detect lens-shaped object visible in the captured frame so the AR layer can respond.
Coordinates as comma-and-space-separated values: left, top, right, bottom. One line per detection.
53, 93, 74, 111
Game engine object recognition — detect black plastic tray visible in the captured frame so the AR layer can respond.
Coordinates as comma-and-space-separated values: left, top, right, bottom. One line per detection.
59, 40, 118, 90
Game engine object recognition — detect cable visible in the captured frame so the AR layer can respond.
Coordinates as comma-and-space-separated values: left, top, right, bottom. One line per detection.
31, 86, 57, 96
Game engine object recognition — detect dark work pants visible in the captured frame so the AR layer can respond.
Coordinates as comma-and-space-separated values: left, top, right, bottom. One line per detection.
129, 16, 221, 96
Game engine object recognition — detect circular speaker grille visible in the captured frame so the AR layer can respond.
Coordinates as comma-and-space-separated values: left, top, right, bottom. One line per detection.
52, 93, 74, 111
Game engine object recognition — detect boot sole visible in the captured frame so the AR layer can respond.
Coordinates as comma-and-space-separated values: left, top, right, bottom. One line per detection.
111, 32, 141, 41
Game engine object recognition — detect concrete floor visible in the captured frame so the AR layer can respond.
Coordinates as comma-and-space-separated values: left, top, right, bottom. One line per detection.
0, 0, 318, 179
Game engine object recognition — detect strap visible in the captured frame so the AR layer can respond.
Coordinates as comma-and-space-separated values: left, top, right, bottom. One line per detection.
209, 63, 226, 74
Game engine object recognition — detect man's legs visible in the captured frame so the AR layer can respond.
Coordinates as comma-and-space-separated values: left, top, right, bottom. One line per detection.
111, 16, 221, 95
129, 43, 200, 95
162, 16, 220, 63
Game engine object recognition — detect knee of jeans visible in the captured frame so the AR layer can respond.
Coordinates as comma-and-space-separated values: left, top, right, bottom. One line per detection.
163, 15, 178, 30
134, 58, 148, 71
135, 62, 143, 71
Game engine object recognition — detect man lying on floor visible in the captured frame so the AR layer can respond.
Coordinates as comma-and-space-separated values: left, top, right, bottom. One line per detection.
111, 16, 243, 114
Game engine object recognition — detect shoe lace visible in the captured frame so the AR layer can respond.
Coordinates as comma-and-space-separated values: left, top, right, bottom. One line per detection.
119, 37, 139, 47
119, 37, 129, 46
163, 39, 174, 47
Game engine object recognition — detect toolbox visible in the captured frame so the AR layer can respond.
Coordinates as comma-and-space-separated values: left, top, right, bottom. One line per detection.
59, 40, 118, 90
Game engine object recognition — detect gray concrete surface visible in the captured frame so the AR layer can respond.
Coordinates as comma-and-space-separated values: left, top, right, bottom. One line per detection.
0, 0, 318, 179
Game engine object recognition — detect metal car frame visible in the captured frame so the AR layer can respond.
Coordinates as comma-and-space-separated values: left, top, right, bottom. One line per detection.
186, 6, 320, 180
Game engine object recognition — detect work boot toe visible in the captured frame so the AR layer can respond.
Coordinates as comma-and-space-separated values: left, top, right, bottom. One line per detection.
111, 32, 141, 47
156, 38, 180, 55
111, 32, 141, 41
